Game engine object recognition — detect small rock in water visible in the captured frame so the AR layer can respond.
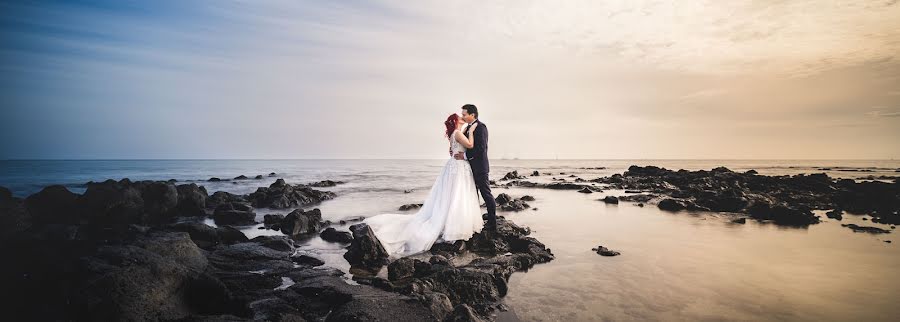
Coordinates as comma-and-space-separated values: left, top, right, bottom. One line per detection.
531, 171, 540, 176
399, 203, 423, 211
254, 175, 263, 179
577, 187, 593, 194
601, 196, 619, 204
268, 172, 277, 176
863, 217, 869, 221
841, 224, 891, 234
826, 209, 843, 220
403, 189, 413, 194
885, 240, 892, 243
731, 218, 747, 224
592, 245, 620, 256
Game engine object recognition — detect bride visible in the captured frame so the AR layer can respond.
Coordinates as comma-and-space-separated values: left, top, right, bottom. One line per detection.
363, 113, 484, 258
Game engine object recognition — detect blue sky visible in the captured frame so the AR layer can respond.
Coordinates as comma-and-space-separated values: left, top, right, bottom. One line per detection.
2, 0, 899, 159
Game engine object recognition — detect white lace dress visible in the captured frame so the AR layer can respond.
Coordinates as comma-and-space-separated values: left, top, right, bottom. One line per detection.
363, 129, 484, 258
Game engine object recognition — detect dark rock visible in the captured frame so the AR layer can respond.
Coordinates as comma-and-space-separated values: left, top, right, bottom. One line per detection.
254, 175, 263, 179
602, 196, 619, 204
233, 175, 249, 180
0, 191, 30, 240
212, 202, 256, 225
338, 215, 366, 225
170, 222, 220, 249
262, 214, 284, 227
206, 191, 247, 210
343, 223, 389, 271
309, 180, 344, 187
25, 185, 80, 225
530, 171, 539, 176
445, 304, 487, 322
745, 169, 759, 175
268, 172, 277, 177
248, 180, 335, 209
388, 257, 419, 281
320, 227, 353, 244
175, 183, 208, 216
280, 208, 324, 237
208, 177, 222, 182
731, 218, 747, 224
592, 245, 621, 256
495, 193, 512, 205
841, 224, 891, 234
578, 187, 593, 194
251, 235, 293, 251
291, 254, 325, 267
520, 195, 535, 201
399, 203, 424, 211
658, 198, 686, 211
500, 171, 526, 181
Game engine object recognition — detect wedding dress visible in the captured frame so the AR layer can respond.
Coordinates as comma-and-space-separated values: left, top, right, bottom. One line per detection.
363, 129, 484, 258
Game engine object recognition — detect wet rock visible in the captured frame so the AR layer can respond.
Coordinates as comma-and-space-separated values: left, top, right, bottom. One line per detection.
343, 223, 389, 271
309, 180, 344, 187
601, 196, 619, 204
520, 195, 535, 201
731, 218, 747, 224
254, 175, 263, 180
388, 257, 421, 281
338, 215, 366, 225
495, 193, 531, 212
212, 202, 256, 226
248, 179, 336, 209
445, 304, 487, 322
268, 172, 277, 177
170, 222, 220, 249
175, 183, 208, 216
208, 177, 223, 182
0, 190, 30, 240
262, 214, 284, 228
206, 191, 246, 208
658, 198, 686, 211
291, 254, 325, 267
320, 227, 353, 244
280, 208, 324, 237
500, 171, 526, 181
619, 194, 656, 203
592, 245, 620, 256
746, 201, 819, 226
399, 203, 423, 211
578, 187, 593, 194
233, 175, 249, 180
251, 235, 294, 252
530, 171, 540, 176
24, 185, 80, 225
841, 224, 891, 234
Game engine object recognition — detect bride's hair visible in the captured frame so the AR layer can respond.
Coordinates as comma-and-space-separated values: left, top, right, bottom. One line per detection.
444, 114, 459, 139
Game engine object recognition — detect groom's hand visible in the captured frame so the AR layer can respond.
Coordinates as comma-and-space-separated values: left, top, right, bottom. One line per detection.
453, 152, 466, 160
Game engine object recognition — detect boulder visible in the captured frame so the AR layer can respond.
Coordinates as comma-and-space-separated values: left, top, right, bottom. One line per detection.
248, 179, 335, 209
280, 208, 324, 237
592, 245, 621, 256
24, 185, 80, 224
343, 223, 389, 271
399, 203, 423, 211
602, 196, 619, 204
320, 227, 353, 244
175, 183, 208, 216
212, 202, 256, 226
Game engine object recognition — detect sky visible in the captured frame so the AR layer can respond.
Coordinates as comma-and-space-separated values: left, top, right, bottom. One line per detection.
1, 0, 899, 160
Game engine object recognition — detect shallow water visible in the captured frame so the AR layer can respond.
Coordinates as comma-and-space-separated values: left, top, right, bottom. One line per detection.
2, 159, 898, 321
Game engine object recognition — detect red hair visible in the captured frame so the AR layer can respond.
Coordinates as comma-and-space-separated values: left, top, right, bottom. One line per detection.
444, 114, 459, 139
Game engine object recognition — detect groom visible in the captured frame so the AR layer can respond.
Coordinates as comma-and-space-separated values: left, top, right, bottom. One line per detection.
455, 104, 497, 233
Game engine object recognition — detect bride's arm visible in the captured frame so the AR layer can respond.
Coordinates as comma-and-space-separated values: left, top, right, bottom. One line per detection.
454, 128, 475, 149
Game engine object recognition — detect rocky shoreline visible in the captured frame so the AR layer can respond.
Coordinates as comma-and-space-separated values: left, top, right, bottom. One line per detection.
0, 176, 553, 321
495, 165, 899, 230
2, 165, 896, 321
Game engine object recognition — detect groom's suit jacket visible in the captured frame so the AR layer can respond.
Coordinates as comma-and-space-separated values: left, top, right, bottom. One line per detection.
464, 120, 490, 175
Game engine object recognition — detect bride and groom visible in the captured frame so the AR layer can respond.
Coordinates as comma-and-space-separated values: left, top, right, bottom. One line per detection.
363, 104, 497, 258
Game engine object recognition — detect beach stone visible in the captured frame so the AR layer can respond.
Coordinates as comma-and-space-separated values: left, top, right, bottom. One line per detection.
320, 227, 353, 243
25, 185, 80, 225
592, 245, 621, 256
280, 208, 324, 237
175, 183, 208, 216
343, 223, 389, 271
212, 202, 256, 225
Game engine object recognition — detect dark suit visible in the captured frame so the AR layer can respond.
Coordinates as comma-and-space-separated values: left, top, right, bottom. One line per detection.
464, 120, 496, 228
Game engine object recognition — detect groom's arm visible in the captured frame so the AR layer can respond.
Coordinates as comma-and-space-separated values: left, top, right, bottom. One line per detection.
468, 124, 488, 160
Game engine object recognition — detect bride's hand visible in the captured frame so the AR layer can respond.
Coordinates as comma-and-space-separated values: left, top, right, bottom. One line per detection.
468, 123, 478, 134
